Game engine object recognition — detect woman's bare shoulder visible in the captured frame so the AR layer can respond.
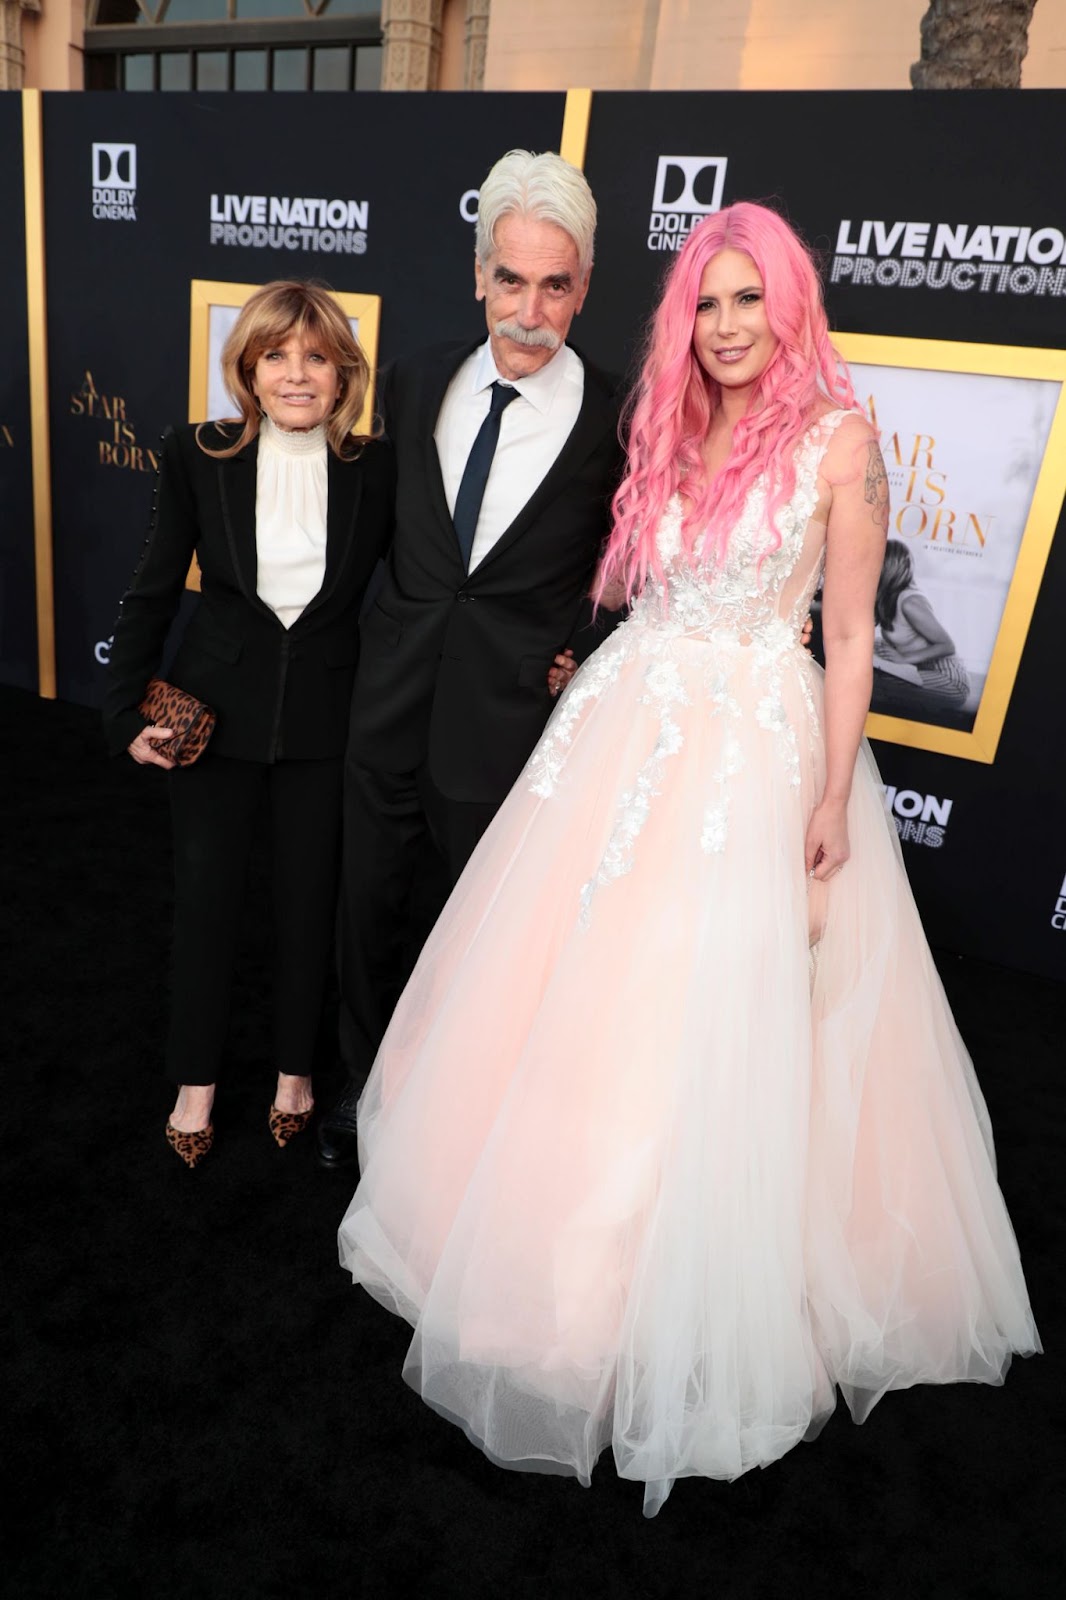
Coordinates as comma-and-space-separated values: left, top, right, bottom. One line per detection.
820, 409, 882, 483
823, 406, 876, 445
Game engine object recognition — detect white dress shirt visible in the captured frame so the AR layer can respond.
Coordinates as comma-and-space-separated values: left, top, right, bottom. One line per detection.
433, 339, 585, 572
255, 415, 328, 628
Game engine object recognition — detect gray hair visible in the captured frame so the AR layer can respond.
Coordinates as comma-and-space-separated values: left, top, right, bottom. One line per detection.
475, 149, 597, 279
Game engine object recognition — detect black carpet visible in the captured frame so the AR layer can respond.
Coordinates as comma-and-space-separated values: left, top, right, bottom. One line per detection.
3, 684, 1061, 1600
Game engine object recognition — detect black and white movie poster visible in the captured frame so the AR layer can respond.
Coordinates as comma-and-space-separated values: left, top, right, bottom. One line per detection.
850, 358, 1062, 732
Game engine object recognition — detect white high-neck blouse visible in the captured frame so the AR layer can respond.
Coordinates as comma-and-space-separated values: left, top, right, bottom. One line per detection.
255, 415, 328, 629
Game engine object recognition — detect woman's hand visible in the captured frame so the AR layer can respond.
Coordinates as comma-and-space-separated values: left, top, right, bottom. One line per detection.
548, 649, 577, 697
128, 727, 177, 770
805, 797, 850, 882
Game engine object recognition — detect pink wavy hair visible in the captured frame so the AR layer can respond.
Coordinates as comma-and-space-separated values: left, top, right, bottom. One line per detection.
596, 202, 856, 606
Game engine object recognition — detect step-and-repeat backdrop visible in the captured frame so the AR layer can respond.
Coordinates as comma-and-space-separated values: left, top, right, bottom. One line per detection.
4, 89, 1065, 982
36, 91, 565, 707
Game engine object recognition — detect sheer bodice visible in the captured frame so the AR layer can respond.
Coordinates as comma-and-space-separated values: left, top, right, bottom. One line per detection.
629, 409, 845, 649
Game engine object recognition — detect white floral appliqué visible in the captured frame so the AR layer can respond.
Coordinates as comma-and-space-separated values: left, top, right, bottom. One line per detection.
579, 655, 690, 924
522, 412, 851, 920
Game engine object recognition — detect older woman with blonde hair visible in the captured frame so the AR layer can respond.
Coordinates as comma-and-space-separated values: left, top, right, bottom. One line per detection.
104, 280, 394, 1167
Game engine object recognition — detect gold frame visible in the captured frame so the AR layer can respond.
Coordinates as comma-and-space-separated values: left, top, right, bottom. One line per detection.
185, 277, 381, 589
835, 332, 1066, 764
22, 90, 56, 699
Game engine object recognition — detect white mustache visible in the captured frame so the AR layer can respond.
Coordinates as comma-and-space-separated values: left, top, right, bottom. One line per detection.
494, 319, 560, 352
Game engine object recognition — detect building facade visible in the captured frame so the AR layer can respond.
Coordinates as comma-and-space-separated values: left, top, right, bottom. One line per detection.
6, 0, 1066, 92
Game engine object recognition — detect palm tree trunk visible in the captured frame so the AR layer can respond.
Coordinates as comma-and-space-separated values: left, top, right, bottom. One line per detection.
911, 0, 1038, 88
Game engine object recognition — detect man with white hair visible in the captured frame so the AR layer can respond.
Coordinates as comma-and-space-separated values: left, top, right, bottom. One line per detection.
319, 149, 624, 1168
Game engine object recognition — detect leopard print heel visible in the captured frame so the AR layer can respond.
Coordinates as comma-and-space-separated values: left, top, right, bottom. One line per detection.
165, 1121, 214, 1168
268, 1105, 314, 1148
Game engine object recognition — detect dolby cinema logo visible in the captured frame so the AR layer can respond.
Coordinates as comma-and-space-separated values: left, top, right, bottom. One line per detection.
647, 155, 727, 252
92, 143, 137, 222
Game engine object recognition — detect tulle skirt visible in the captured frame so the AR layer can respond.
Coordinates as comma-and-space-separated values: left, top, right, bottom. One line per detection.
339, 630, 1039, 1515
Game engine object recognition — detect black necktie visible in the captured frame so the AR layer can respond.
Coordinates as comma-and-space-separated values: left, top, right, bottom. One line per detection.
452, 381, 521, 570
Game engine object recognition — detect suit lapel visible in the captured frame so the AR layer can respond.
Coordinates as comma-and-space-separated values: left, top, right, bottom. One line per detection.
422, 341, 482, 562
470, 359, 616, 578
218, 434, 362, 627
218, 438, 275, 618
299, 448, 363, 623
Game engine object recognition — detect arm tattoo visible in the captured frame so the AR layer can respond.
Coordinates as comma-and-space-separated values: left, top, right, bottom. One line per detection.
864, 441, 890, 533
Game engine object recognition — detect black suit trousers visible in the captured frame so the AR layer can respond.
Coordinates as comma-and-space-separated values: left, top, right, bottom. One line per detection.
166, 752, 343, 1086
338, 761, 498, 1086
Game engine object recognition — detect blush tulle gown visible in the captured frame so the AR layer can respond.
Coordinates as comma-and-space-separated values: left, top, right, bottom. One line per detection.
338, 412, 1039, 1515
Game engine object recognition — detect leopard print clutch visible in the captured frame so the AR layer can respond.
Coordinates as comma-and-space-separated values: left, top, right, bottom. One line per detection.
138, 678, 217, 766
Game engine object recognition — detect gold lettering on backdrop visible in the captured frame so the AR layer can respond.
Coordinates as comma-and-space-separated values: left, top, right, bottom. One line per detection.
863, 395, 993, 554
0, 425, 14, 447
98, 441, 160, 472
70, 370, 158, 473
69, 371, 126, 419
69, 370, 97, 415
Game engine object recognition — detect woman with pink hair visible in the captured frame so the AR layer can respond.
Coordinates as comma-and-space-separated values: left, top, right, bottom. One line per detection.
338, 203, 1038, 1514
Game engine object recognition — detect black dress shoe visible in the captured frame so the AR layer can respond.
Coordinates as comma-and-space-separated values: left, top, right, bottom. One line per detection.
316, 1082, 363, 1171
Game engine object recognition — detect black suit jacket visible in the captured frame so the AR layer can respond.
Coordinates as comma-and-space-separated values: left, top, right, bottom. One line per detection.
103, 422, 395, 763
348, 340, 624, 804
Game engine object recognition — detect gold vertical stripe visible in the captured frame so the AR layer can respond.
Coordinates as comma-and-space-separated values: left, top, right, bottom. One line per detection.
559, 88, 593, 171
22, 89, 56, 700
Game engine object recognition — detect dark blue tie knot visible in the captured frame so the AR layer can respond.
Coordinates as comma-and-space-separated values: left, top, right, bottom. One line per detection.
489, 381, 520, 415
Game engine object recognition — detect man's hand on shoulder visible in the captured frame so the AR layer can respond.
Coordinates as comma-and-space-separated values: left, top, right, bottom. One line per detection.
548, 649, 577, 697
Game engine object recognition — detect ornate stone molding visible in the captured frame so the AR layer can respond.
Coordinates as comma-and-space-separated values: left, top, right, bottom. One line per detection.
1, 0, 41, 90
464, 0, 489, 90
381, 0, 444, 91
